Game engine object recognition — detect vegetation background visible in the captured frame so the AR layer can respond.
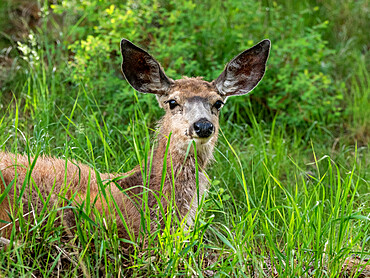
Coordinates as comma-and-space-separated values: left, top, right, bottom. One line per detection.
0, 0, 369, 276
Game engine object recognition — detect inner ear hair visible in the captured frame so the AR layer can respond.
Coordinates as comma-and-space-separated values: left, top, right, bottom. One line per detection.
120, 39, 173, 95
214, 39, 271, 97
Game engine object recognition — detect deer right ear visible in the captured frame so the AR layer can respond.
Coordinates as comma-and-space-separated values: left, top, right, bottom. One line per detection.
214, 39, 270, 97
120, 39, 173, 95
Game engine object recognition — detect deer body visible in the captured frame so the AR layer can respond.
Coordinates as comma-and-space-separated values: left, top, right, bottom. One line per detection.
0, 39, 270, 243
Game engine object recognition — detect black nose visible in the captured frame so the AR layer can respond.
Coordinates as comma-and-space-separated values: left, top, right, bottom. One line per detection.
193, 120, 214, 138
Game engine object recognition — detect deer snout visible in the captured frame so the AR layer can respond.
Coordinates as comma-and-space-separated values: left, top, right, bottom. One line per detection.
193, 119, 214, 138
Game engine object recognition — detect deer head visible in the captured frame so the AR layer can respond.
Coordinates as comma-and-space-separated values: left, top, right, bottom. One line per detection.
120, 39, 270, 165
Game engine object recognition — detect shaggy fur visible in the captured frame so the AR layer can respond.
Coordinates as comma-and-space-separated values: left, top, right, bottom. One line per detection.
0, 79, 218, 242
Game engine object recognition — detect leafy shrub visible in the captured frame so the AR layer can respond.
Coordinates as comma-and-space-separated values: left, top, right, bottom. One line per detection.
50, 0, 342, 127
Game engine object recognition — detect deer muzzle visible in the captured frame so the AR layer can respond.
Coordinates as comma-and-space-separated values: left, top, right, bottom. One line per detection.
193, 119, 214, 138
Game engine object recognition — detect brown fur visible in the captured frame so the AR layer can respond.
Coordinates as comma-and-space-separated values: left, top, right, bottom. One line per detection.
0, 153, 141, 240
0, 79, 220, 244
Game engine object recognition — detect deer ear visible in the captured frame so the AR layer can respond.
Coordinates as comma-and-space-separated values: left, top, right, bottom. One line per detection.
214, 39, 270, 97
120, 39, 173, 95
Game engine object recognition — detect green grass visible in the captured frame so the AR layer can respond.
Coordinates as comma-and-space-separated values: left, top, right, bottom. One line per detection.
0, 92, 369, 276
0, 0, 369, 276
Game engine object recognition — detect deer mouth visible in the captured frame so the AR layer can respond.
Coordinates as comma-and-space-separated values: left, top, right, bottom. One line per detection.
187, 129, 214, 145
192, 137, 213, 145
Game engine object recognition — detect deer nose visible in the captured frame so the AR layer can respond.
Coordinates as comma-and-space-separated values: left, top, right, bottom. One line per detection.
193, 120, 214, 138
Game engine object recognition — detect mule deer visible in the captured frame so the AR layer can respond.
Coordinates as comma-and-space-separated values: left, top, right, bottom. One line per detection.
0, 39, 270, 245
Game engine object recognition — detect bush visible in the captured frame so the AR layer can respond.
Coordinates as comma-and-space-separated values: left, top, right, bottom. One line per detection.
48, 0, 342, 128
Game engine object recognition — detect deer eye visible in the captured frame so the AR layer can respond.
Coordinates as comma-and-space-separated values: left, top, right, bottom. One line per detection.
213, 100, 224, 110
165, 99, 179, 110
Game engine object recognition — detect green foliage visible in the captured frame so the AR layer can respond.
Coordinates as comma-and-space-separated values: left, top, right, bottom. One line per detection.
261, 23, 341, 125
50, 0, 344, 127
0, 0, 368, 276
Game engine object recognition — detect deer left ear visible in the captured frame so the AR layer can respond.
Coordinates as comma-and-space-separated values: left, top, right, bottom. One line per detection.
120, 39, 174, 95
213, 39, 270, 97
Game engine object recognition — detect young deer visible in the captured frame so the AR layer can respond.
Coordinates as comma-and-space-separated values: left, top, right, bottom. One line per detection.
0, 39, 270, 245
